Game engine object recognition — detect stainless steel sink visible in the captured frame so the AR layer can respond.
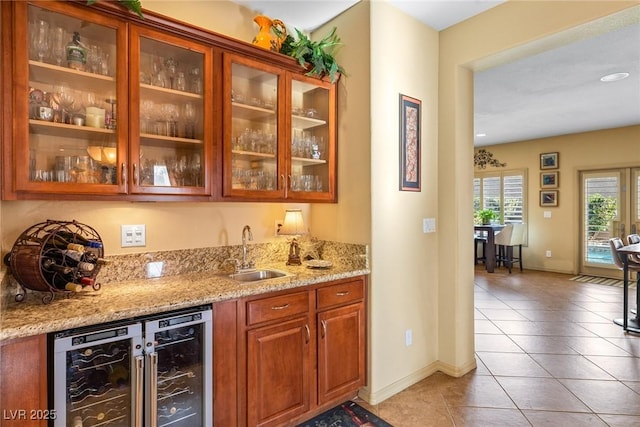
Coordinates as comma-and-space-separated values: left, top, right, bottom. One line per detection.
228, 269, 290, 283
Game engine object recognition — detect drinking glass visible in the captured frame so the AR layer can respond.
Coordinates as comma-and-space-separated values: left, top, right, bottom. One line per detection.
51, 27, 66, 66
183, 102, 196, 139
34, 20, 50, 63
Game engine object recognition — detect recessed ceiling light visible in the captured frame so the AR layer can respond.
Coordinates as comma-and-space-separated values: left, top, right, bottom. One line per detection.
600, 72, 629, 82
476, 133, 486, 137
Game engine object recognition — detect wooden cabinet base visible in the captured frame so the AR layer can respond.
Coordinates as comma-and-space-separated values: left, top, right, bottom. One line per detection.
0, 335, 48, 427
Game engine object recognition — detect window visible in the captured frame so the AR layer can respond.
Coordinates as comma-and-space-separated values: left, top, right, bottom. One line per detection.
474, 169, 527, 225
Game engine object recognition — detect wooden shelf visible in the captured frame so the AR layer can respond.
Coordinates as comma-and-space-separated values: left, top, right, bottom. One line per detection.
140, 83, 203, 104
232, 102, 276, 122
292, 156, 326, 167
29, 60, 116, 94
292, 114, 326, 130
231, 150, 277, 162
29, 119, 115, 140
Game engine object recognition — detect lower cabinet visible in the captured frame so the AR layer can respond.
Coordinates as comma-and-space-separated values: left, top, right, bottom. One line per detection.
0, 335, 49, 427
241, 276, 367, 426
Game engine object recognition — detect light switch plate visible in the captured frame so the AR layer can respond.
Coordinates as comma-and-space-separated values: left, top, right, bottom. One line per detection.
423, 218, 436, 233
121, 224, 146, 247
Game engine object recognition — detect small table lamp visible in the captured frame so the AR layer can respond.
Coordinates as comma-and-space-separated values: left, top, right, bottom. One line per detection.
279, 209, 306, 265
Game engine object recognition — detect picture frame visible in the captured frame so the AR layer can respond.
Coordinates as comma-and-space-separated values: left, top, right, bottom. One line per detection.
540, 171, 559, 188
540, 190, 559, 207
540, 152, 559, 169
399, 94, 421, 191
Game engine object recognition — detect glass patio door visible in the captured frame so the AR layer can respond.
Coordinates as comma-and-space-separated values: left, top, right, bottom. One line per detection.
580, 167, 640, 277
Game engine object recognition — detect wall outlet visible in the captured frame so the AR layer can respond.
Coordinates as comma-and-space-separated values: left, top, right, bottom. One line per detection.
546, 250, 552, 258
423, 218, 436, 233
405, 329, 413, 347
121, 224, 146, 247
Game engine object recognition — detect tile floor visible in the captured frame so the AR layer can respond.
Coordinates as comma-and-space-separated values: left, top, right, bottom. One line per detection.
358, 267, 640, 426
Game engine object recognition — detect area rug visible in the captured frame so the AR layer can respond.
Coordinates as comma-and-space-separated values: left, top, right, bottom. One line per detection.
297, 400, 393, 427
570, 274, 634, 288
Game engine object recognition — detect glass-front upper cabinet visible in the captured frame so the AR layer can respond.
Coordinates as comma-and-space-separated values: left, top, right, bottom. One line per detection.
223, 53, 285, 199
129, 26, 212, 196
288, 74, 336, 202
13, 2, 127, 194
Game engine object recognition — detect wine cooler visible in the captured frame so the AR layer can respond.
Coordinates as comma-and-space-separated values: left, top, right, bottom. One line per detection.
52, 305, 212, 427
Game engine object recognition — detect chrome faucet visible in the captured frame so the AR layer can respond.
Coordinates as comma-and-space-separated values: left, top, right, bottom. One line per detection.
240, 225, 255, 271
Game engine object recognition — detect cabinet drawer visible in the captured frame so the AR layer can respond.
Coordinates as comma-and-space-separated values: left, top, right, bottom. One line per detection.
317, 279, 364, 309
247, 291, 309, 326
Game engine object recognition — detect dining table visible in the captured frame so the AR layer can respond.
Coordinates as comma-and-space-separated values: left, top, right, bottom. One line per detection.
474, 224, 505, 273
613, 242, 640, 333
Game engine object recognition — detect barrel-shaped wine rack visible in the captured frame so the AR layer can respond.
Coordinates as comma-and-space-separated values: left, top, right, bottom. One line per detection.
6, 219, 105, 304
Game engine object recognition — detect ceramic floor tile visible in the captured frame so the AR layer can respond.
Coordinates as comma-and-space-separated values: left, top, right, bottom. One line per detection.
522, 410, 608, 427
496, 377, 591, 412
448, 407, 531, 426
474, 319, 503, 334
598, 414, 640, 426
605, 337, 640, 357
584, 355, 640, 381
575, 322, 629, 338
560, 379, 640, 415
474, 299, 513, 309
475, 334, 523, 353
515, 309, 568, 322
476, 352, 551, 377
529, 354, 614, 380
438, 375, 516, 409
566, 336, 633, 356
508, 335, 578, 355
492, 320, 597, 337
476, 308, 529, 321
378, 399, 454, 427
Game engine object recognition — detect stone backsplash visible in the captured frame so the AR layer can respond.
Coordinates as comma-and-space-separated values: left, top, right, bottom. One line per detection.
1, 239, 368, 304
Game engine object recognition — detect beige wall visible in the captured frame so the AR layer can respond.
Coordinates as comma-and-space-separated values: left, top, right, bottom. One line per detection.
476, 125, 640, 274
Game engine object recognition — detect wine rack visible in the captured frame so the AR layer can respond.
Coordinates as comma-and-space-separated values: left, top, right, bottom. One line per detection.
5, 219, 105, 304
67, 341, 131, 427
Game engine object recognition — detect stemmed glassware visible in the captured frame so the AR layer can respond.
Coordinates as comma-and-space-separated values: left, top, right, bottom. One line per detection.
52, 83, 75, 124
164, 57, 177, 89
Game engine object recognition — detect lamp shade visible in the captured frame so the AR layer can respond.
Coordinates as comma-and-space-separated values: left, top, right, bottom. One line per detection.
279, 209, 306, 235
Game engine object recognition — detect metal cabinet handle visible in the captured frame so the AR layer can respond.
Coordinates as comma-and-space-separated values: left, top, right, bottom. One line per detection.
134, 356, 144, 427
121, 162, 127, 184
288, 174, 292, 190
148, 352, 158, 427
133, 163, 139, 186
280, 174, 286, 189
305, 324, 310, 343
336, 291, 350, 296
321, 320, 327, 338
271, 303, 290, 310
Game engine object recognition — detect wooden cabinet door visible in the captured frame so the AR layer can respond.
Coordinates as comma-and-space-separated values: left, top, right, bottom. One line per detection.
0, 335, 48, 427
11, 1, 128, 196
317, 302, 366, 405
246, 317, 311, 427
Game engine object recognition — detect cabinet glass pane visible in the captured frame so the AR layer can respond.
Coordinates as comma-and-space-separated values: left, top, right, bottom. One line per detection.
28, 5, 118, 185
231, 63, 278, 191
138, 37, 204, 188
291, 80, 329, 193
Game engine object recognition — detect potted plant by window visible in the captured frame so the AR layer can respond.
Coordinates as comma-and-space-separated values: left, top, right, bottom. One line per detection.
476, 209, 498, 225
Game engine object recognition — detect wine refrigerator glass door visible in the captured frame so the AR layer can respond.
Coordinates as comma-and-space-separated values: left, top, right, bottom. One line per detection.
53, 323, 144, 427
144, 308, 213, 427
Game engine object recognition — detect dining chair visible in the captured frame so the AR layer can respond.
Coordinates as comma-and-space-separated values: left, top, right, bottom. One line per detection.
609, 237, 640, 287
494, 223, 526, 273
474, 231, 487, 265
625, 233, 640, 263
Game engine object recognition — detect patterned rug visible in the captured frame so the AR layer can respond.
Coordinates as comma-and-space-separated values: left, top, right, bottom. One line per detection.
297, 401, 393, 427
569, 274, 636, 288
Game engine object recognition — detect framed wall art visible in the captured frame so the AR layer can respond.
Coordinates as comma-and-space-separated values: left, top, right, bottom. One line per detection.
540, 190, 559, 207
540, 152, 559, 169
540, 171, 559, 188
399, 94, 421, 191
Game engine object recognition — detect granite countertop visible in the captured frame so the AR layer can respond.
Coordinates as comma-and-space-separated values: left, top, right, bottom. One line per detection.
0, 262, 369, 341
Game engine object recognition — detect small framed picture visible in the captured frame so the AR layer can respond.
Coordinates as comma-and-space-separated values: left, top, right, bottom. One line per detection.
540, 171, 559, 188
540, 152, 559, 169
540, 190, 558, 207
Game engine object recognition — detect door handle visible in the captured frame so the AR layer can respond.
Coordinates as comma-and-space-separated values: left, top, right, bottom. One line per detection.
148, 352, 158, 427
134, 356, 144, 427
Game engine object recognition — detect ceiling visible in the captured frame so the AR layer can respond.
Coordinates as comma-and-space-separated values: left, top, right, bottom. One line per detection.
234, 1, 640, 146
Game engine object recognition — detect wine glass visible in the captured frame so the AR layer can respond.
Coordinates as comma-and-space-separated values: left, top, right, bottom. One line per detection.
164, 57, 177, 89
33, 20, 50, 63
51, 27, 66, 66
52, 83, 75, 124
